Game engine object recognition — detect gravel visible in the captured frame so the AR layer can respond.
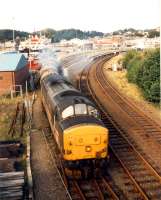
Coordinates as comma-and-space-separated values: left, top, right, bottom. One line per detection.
31, 95, 70, 200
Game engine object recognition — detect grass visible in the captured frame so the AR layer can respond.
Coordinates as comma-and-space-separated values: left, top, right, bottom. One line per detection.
0, 95, 28, 173
0, 96, 27, 142
106, 70, 145, 102
103, 55, 161, 119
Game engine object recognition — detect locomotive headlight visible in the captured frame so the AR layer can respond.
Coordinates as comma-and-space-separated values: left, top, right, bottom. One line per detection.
85, 146, 92, 152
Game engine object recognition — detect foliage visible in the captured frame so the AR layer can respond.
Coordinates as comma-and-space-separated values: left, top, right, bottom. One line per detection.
0, 28, 103, 43
107, 28, 160, 38
36, 28, 56, 38
0, 29, 29, 42
135, 32, 144, 37
136, 49, 160, 102
126, 55, 143, 83
124, 49, 160, 103
122, 50, 138, 69
51, 29, 103, 42
148, 30, 160, 38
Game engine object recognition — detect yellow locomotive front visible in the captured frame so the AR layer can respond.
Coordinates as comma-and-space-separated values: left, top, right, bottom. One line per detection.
58, 102, 109, 178
64, 125, 108, 161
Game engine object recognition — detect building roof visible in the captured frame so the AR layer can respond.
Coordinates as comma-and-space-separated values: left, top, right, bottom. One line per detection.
0, 53, 27, 72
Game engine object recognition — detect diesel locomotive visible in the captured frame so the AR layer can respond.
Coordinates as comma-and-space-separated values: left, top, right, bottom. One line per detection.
40, 67, 109, 178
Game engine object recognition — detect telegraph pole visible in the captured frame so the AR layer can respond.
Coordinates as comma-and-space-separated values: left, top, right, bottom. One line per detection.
12, 17, 15, 47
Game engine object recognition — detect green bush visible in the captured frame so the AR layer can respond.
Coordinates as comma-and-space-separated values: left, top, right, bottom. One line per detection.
150, 82, 160, 102
137, 48, 160, 102
124, 48, 160, 103
122, 50, 138, 69
126, 55, 143, 83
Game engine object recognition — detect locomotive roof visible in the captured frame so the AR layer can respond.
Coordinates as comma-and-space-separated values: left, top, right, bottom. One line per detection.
54, 89, 95, 112
42, 72, 97, 112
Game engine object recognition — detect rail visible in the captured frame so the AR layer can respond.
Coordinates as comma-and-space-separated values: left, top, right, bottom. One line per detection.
78, 54, 161, 199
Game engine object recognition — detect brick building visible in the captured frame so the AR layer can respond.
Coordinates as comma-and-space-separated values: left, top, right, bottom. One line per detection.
0, 53, 29, 95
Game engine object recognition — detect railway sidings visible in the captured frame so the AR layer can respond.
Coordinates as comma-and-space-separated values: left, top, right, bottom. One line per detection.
24, 52, 161, 200
77, 54, 161, 199
42, 126, 123, 200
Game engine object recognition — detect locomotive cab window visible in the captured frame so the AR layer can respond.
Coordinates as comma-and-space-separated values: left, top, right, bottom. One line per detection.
88, 105, 98, 118
62, 106, 74, 119
74, 104, 87, 115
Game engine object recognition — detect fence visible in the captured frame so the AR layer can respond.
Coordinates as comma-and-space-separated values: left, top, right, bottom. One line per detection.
0, 85, 23, 100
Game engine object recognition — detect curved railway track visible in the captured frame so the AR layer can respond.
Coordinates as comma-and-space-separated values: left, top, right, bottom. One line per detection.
78, 54, 161, 199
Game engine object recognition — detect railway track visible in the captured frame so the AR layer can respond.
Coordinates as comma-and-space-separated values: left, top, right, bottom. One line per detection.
42, 126, 122, 200
92, 56, 161, 175
97, 71, 161, 175
78, 54, 161, 199
96, 58, 161, 147
8, 101, 26, 137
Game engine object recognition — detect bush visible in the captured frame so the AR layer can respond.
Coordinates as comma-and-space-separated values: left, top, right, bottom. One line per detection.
148, 30, 160, 38
122, 50, 138, 69
126, 54, 143, 83
124, 48, 160, 103
137, 48, 160, 102
127, 59, 142, 83
150, 82, 160, 102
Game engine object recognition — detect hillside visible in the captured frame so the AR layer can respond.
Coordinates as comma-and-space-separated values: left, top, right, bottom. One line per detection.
51, 29, 104, 42
0, 29, 29, 42
107, 27, 160, 37
0, 27, 159, 43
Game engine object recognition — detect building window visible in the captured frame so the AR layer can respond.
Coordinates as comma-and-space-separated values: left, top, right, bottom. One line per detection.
0, 76, 3, 80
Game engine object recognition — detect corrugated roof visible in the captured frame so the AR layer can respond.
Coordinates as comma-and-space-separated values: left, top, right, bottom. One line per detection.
0, 53, 28, 71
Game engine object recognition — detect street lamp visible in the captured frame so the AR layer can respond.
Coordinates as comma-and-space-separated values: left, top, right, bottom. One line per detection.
12, 17, 15, 47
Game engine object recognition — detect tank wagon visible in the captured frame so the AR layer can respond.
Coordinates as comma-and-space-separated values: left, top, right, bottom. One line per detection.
40, 67, 109, 178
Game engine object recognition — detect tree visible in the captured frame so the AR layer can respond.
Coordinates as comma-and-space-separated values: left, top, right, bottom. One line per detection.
51, 29, 103, 43
0, 29, 29, 42
126, 55, 143, 83
122, 50, 138, 69
148, 30, 160, 38
124, 48, 160, 103
136, 49, 160, 102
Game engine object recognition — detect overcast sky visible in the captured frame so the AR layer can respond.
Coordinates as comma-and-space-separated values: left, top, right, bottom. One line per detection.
0, 0, 160, 33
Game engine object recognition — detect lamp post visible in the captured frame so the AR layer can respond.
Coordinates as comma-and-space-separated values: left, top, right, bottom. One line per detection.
12, 17, 15, 48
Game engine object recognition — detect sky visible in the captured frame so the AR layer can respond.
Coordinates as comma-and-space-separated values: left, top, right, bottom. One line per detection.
0, 0, 160, 33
